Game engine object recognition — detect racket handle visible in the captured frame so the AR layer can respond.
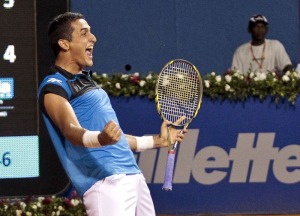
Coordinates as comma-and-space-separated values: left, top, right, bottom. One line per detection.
162, 149, 176, 191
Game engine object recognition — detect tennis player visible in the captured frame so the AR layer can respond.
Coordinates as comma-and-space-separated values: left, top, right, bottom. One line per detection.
38, 12, 187, 216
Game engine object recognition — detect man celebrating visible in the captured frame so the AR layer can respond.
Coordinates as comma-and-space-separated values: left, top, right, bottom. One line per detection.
38, 12, 187, 216
231, 14, 293, 75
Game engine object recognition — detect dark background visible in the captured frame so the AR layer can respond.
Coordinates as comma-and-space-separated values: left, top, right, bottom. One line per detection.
0, 0, 37, 136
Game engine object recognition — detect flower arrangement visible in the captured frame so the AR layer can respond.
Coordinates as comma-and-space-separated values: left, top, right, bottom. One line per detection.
0, 191, 86, 216
92, 71, 158, 99
92, 69, 300, 105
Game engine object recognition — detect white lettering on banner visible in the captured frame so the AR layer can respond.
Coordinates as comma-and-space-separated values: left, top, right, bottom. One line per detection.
136, 130, 300, 185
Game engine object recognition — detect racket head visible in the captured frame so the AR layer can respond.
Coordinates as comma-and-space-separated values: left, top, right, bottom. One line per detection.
155, 59, 203, 127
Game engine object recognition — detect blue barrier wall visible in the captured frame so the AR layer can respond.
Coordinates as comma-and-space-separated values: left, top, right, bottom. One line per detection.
71, 0, 300, 75
110, 96, 300, 214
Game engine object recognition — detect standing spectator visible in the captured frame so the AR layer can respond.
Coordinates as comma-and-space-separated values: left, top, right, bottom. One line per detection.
231, 14, 293, 75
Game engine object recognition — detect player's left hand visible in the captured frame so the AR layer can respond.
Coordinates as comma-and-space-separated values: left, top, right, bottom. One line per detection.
158, 116, 187, 148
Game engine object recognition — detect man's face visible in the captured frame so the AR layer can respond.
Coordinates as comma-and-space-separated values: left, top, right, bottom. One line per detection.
250, 23, 268, 41
68, 19, 97, 68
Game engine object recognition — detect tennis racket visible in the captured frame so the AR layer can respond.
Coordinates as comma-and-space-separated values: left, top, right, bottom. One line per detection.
155, 59, 203, 191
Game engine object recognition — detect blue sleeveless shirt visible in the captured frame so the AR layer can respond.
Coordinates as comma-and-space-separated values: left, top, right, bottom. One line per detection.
38, 67, 141, 197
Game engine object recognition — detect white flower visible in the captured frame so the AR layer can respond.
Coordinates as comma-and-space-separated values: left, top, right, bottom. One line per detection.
285, 71, 291, 76
115, 83, 121, 89
260, 73, 267, 80
146, 74, 152, 80
4, 205, 8, 211
273, 78, 277, 82
20, 202, 26, 210
176, 73, 184, 79
16, 210, 22, 216
31, 205, 37, 210
225, 74, 232, 83
233, 71, 239, 77
37, 202, 42, 208
249, 72, 255, 79
282, 75, 290, 82
56, 211, 60, 216
215, 75, 222, 82
210, 72, 216, 76
292, 71, 298, 78
256, 73, 266, 81
58, 206, 64, 211
204, 80, 210, 88
134, 72, 140, 77
121, 74, 129, 79
102, 73, 107, 78
139, 80, 146, 87
26, 212, 32, 216
271, 72, 276, 77
162, 76, 170, 86
225, 84, 231, 91
239, 75, 244, 80
71, 199, 80, 206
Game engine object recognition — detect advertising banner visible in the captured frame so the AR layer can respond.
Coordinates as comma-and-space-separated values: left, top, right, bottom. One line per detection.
111, 96, 300, 215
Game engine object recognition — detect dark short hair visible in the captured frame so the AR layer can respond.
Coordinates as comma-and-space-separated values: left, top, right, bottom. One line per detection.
48, 12, 85, 57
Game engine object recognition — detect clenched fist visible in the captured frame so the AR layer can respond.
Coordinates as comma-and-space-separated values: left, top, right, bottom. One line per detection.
98, 120, 122, 146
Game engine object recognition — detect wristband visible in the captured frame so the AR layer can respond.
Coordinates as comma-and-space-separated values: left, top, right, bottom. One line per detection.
136, 136, 154, 152
82, 131, 101, 148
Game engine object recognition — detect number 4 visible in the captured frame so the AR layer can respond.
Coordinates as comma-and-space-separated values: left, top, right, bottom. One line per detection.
3, 45, 16, 63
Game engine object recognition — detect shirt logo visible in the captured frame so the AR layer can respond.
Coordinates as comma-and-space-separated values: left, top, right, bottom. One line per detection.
47, 78, 62, 84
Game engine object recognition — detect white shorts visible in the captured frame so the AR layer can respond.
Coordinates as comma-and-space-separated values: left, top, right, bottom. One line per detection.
83, 173, 156, 216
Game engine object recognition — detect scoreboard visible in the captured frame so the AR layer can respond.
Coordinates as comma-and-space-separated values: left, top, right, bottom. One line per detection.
0, 0, 39, 178
0, 0, 70, 196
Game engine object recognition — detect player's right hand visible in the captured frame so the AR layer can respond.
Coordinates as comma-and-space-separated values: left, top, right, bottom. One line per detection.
98, 120, 122, 146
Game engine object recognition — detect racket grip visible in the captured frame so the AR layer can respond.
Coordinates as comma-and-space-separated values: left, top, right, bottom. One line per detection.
162, 150, 176, 191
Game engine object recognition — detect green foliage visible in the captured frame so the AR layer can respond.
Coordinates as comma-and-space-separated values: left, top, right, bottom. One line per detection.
92, 72, 158, 99
92, 69, 300, 105
0, 193, 86, 215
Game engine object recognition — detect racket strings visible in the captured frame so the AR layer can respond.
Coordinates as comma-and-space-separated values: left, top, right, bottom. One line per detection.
157, 61, 202, 125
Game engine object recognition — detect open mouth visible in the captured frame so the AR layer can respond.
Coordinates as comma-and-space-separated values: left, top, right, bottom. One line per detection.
86, 47, 93, 58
